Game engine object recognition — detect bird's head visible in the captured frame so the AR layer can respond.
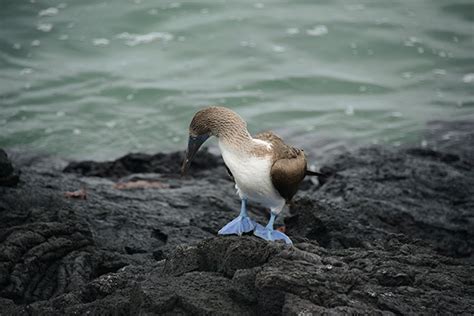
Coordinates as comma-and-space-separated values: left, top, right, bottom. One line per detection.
181, 106, 247, 175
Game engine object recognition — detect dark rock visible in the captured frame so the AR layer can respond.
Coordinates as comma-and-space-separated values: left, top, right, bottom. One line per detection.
20, 236, 472, 315
286, 142, 474, 259
0, 149, 19, 187
0, 121, 473, 314
63, 148, 225, 179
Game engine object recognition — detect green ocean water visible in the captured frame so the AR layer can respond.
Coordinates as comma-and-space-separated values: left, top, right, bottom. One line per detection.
1, 0, 473, 160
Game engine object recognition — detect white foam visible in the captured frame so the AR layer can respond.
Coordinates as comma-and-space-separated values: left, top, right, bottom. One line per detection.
116, 32, 173, 46
93, 38, 110, 46
286, 27, 299, 35
168, 2, 181, 9
105, 121, 117, 128
20, 68, 33, 75
306, 25, 328, 36
37, 23, 53, 32
345, 105, 354, 116
462, 73, 474, 83
272, 45, 285, 53
39, 7, 59, 17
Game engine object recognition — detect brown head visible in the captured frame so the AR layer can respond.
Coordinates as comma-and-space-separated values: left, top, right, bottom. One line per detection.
181, 106, 250, 175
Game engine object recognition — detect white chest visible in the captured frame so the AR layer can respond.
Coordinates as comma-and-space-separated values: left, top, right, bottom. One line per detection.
218, 139, 285, 210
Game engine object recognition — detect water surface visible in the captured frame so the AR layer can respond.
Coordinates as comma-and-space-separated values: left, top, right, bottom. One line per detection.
1, 0, 473, 160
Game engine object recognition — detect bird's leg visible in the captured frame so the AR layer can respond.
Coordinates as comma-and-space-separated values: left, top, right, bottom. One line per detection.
218, 198, 257, 236
254, 211, 292, 244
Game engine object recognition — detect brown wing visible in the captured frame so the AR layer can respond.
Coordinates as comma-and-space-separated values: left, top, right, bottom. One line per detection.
255, 131, 307, 201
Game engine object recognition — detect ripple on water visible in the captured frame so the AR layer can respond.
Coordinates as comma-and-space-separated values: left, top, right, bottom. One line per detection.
245, 76, 393, 96
0, 0, 473, 159
441, 3, 474, 22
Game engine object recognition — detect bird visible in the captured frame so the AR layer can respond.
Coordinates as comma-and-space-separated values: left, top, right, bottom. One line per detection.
181, 106, 321, 244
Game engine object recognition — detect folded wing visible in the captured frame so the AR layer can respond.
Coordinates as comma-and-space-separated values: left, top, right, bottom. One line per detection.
254, 132, 307, 202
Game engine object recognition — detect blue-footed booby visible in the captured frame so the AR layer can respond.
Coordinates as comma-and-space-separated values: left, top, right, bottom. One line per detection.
181, 106, 319, 244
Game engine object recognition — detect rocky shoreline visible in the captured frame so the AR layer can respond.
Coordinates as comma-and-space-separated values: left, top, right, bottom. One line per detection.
1, 121, 473, 315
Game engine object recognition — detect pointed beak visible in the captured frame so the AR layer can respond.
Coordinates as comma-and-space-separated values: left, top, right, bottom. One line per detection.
181, 134, 210, 176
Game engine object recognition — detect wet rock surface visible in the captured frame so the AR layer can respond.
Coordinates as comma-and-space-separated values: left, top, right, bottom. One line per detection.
1, 122, 473, 315
0, 149, 19, 187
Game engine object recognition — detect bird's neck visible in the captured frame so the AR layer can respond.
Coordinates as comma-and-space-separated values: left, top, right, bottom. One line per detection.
218, 130, 271, 157
218, 126, 252, 150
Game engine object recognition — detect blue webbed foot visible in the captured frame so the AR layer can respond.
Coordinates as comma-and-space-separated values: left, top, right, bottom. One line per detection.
218, 215, 256, 236
253, 211, 292, 244
254, 224, 293, 244
218, 198, 256, 236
